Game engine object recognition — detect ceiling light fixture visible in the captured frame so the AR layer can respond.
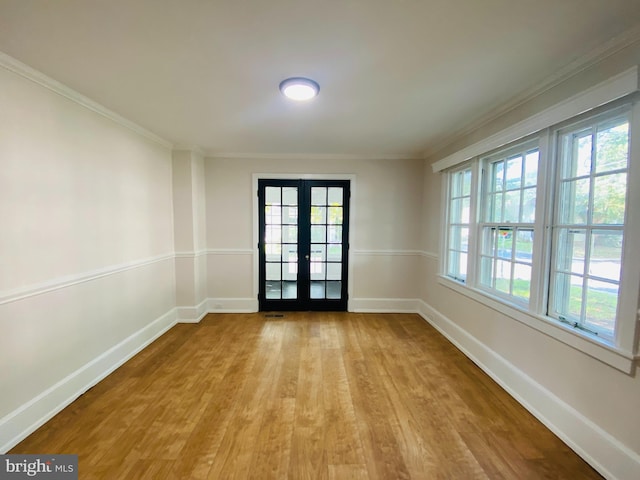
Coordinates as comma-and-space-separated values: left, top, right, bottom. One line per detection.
279, 77, 320, 101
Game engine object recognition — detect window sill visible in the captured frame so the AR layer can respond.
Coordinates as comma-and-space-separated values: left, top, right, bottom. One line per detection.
436, 275, 636, 374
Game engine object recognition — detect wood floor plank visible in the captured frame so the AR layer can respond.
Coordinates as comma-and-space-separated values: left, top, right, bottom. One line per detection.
10, 312, 603, 479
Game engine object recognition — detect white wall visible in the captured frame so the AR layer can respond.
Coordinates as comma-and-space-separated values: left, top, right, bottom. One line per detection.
420, 42, 640, 480
205, 156, 424, 311
0, 63, 176, 451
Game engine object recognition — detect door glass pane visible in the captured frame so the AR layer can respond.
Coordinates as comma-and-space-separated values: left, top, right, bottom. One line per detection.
266, 263, 281, 280
265, 205, 281, 224
282, 281, 297, 299
310, 244, 326, 262
283, 206, 298, 224
283, 187, 298, 205
327, 281, 341, 299
310, 262, 325, 280
311, 187, 327, 205
311, 225, 326, 243
327, 263, 342, 280
328, 206, 343, 225
327, 244, 342, 261
265, 281, 281, 299
265, 243, 281, 262
283, 244, 298, 263
311, 281, 325, 299
282, 225, 297, 243
282, 262, 297, 281
266, 187, 281, 205
328, 187, 343, 205
311, 206, 326, 224
265, 225, 281, 243
328, 225, 342, 243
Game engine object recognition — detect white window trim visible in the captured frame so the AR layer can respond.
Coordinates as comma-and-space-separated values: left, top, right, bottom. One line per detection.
436, 70, 640, 374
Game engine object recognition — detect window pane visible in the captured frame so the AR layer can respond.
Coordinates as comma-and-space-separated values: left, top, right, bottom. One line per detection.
479, 256, 494, 286
497, 229, 512, 259
515, 229, 533, 263
522, 188, 536, 223
266, 187, 281, 205
505, 155, 523, 189
524, 150, 538, 187
328, 206, 343, 225
488, 193, 503, 222
450, 226, 469, 252
513, 264, 532, 301
556, 229, 585, 274
553, 273, 583, 319
563, 131, 592, 179
504, 190, 521, 222
265, 205, 281, 224
584, 279, 618, 335
310, 244, 326, 262
328, 187, 343, 206
589, 231, 622, 281
593, 173, 626, 225
311, 187, 327, 205
481, 227, 496, 256
282, 187, 298, 205
311, 206, 326, 224
595, 121, 628, 173
492, 161, 504, 192
447, 250, 467, 280
558, 179, 589, 224
495, 260, 512, 294
451, 197, 470, 223
462, 170, 472, 196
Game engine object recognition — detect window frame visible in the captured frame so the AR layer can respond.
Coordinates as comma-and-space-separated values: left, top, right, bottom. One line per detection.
438, 97, 640, 373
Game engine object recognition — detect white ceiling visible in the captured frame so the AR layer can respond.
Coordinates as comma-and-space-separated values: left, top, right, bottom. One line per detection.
1, 0, 639, 158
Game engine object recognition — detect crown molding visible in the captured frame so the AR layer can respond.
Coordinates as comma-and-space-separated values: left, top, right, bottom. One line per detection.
172, 145, 207, 157
0, 51, 173, 149
205, 151, 421, 161
423, 24, 640, 161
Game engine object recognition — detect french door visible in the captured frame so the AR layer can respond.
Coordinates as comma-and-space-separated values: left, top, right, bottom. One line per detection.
258, 179, 350, 311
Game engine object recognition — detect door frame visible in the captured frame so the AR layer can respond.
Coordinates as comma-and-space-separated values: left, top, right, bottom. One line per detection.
252, 173, 356, 312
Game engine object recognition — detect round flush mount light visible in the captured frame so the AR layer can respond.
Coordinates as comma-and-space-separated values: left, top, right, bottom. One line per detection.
279, 77, 320, 101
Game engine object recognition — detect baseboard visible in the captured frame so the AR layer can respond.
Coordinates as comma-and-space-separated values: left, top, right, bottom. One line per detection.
0, 308, 178, 454
416, 300, 640, 480
176, 299, 208, 323
207, 298, 258, 313
349, 297, 418, 313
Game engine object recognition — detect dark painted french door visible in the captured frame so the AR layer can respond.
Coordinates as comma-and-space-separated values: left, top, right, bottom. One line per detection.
258, 179, 350, 311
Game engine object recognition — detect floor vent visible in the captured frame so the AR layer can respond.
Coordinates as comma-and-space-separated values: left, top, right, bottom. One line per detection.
264, 313, 285, 318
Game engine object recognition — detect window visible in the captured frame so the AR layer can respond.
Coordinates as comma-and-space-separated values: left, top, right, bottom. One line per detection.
549, 111, 630, 340
445, 167, 472, 282
440, 98, 638, 370
478, 143, 539, 304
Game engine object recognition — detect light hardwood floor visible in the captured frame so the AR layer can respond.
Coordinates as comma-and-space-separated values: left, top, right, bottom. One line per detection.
11, 312, 602, 479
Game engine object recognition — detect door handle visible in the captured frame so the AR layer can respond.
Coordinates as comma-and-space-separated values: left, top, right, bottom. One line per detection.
305, 255, 310, 260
